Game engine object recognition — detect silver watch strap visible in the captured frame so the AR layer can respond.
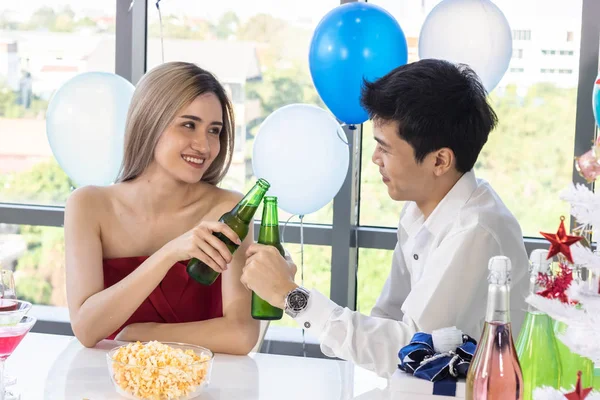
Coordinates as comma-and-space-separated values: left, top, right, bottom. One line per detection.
284, 286, 310, 318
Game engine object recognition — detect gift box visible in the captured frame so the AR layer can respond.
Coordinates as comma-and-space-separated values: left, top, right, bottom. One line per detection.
390, 370, 466, 398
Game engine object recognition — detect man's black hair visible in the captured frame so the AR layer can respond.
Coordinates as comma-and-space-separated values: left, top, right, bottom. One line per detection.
361, 59, 497, 173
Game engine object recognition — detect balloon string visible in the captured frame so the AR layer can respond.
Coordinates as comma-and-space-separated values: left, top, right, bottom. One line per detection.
280, 214, 296, 246
337, 124, 351, 145
279, 213, 307, 358
299, 214, 306, 358
299, 215, 304, 292
156, 0, 165, 63
130, 0, 163, 64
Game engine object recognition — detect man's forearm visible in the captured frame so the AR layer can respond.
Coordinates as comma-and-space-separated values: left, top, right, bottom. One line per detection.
295, 289, 416, 378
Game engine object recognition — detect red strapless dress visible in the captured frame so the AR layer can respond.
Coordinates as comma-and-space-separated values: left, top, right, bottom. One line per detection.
103, 256, 223, 339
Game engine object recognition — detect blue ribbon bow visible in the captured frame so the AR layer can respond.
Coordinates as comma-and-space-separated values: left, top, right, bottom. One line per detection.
398, 332, 477, 383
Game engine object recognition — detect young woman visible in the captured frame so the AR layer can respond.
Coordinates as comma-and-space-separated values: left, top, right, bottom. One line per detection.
65, 62, 259, 354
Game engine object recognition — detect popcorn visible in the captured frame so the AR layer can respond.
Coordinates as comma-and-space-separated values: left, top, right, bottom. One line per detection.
110, 341, 211, 400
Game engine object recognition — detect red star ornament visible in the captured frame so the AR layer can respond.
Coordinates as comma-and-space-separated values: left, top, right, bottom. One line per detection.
565, 371, 593, 400
540, 216, 582, 264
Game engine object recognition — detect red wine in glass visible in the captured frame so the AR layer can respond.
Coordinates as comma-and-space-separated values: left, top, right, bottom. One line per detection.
0, 301, 17, 313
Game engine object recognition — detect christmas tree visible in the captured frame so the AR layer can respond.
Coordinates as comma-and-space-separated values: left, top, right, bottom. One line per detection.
529, 79, 600, 399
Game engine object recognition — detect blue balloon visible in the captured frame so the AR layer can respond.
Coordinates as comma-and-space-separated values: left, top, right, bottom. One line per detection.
46, 72, 135, 187
309, 3, 408, 125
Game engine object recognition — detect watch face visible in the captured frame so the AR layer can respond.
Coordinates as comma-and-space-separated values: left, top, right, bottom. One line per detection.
289, 291, 308, 311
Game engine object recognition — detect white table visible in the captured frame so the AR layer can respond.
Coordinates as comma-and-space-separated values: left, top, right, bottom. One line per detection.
5, 333, 451, 399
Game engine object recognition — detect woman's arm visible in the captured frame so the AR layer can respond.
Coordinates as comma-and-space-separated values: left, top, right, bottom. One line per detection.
65, 187, 178, 348
116, 199, 260, 355
65, 187, 174, 347
117, 222, 260, 355
66, 187, 240, 348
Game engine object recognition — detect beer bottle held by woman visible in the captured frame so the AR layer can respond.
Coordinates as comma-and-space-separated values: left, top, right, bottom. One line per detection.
186, 178, 270, 285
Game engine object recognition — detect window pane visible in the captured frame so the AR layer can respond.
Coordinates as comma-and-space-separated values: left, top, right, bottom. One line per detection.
147, 1, 338, 225
361, 0, 581, 236
0, 224, 66, 306
360, 122, 403, 228
0, 222, 331, 330
0, 3, 116, 205
357, 248, 393, 315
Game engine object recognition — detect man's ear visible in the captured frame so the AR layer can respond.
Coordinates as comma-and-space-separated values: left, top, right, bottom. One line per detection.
432, 148, 455, 177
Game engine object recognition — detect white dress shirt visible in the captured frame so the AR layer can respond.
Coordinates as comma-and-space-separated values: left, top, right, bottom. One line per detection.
294, 170, 529, 378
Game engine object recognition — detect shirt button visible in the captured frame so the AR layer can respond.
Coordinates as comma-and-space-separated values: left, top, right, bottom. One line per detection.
304, 322, 311, 329
413, 254, 419, 260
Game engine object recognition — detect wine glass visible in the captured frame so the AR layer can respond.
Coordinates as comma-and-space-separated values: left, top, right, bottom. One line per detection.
0, 270, 19, 387
0, 315, 36, 400
0, 270, 16, 303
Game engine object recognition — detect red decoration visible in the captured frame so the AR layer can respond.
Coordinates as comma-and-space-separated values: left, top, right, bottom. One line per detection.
540, 216, 582, 263
564, 371, 593, 400
537, 263, 576, 304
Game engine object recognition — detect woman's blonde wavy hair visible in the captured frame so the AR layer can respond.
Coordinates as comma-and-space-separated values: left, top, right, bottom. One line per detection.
116, 62, 235, 185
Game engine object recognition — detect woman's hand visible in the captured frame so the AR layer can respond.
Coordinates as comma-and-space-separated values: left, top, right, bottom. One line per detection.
161, 221, 242, 272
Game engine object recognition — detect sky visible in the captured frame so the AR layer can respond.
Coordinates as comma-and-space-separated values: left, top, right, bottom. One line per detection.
1, 0, 582, 20
0, 0, 582, 36
1, 0, 336, 23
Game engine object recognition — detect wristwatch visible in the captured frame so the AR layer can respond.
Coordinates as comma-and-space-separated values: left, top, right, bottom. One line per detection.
284, 286, 310, 318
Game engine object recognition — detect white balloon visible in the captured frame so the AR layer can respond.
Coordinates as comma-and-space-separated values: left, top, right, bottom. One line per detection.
46, 72, 135, 187
252, 104, 349, 216
418, 0, 512, 93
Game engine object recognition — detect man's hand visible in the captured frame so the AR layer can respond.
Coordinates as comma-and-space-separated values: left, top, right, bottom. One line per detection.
241, 244, 298, 309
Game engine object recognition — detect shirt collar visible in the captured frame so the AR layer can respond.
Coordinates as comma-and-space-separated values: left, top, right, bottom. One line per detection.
400, 170, 478, 238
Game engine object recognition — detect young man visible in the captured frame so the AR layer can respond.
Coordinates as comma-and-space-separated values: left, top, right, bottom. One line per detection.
241, 59, 529, 378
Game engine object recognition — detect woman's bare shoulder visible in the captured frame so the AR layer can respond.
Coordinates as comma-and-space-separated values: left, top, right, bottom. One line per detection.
212, 185, 243, 205
198, 184, 243, 216
65, 185, 119, 219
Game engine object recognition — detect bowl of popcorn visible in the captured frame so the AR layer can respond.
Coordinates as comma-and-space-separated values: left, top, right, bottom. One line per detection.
107, 341, 213, 400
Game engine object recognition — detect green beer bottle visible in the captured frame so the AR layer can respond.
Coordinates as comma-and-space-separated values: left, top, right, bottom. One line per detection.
251, 196, 284, 320
186, 178, 270, 285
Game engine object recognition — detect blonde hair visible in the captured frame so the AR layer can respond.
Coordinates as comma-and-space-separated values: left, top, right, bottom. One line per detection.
117, 62, 235, 185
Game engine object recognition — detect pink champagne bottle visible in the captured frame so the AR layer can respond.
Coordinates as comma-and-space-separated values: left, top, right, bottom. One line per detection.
466, 256, 524, 399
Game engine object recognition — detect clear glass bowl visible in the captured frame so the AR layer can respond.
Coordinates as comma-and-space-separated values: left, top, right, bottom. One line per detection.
106, 341, 214, 400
